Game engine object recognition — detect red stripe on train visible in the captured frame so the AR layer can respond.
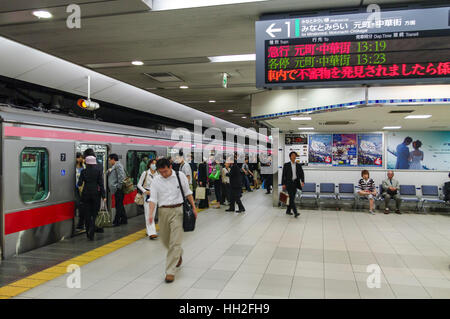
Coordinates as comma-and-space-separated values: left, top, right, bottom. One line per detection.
111, 190, 137, 208
5, 202, 75, 235
3, 125, 270, 153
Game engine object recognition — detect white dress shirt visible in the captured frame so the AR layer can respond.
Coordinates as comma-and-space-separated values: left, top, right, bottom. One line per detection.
291, 161, 297, 181
149, 170, 193, 207
137, 169, 157, 193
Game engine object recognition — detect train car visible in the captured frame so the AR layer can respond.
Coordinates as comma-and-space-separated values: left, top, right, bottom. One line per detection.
0, 104, 241, 259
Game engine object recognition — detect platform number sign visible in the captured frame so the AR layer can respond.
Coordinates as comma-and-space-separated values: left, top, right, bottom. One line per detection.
60, 153, 66, 162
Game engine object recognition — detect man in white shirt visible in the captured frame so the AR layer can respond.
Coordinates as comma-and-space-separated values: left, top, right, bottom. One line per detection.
148, 158, 197, 283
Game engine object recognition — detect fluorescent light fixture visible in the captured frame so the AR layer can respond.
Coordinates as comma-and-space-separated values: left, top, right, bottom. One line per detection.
151, 0, 269, 11
32, 10, 52, 19
345, 105, 356, 108
131, 61, 144, 66
291, 116, 311, 121
209, 100, 216, 103
298, 127, 314, 130
228, 109, 234, 112
179, 85, 189, 89
404, 114, 432, 119
383, 126, 401, 129
209, 54, 256, 63
241, 116, 247, 119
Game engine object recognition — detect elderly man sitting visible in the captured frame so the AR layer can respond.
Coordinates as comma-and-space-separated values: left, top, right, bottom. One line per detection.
382, 170, 402, 214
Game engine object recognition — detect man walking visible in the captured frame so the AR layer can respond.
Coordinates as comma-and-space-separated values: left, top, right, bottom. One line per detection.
382, 170, 402, 214
107, 154, 127, 226
148, 158, 197, 283
282, 151, 304, 218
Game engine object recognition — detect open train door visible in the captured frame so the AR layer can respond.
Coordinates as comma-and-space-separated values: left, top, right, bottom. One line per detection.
74, 143, 109, 235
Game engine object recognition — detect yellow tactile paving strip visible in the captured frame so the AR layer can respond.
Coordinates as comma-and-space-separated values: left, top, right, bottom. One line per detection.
0, 207, 208, 299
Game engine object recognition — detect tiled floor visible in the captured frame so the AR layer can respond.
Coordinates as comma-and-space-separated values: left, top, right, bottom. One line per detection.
14, 190, 450, 299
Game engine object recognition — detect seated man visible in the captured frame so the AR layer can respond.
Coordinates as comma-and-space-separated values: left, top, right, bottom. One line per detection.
382, 170, 402, 214
444, 172, 450, 203
357, 169, 377, 215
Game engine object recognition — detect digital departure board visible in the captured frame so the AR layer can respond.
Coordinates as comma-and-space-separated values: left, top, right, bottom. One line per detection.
255, 6, 450, 88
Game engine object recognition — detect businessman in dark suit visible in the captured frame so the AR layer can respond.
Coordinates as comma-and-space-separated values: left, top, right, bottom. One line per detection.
282, 151, 305, 218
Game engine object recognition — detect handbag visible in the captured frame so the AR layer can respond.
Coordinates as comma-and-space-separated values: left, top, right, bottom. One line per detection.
122, 168, 135, 194
195, 186, 206, 200
96, 200, 112, 228
208, 167, 221, 180
175, 171, 196, 232
279, 191, 289, 205
134, 171, 149, 205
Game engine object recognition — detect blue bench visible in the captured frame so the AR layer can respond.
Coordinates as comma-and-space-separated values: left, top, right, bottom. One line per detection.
318, 183, 337, 209
299, 182, 318, 207
399, 185, 420, 210
337, 183, 356, 209
420, 185, 445, 212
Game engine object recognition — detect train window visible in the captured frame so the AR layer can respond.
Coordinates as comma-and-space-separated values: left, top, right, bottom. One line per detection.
126, 150, 156, 185
20, 148, 49, 203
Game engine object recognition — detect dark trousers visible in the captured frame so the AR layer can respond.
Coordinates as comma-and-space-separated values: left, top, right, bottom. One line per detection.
81, 193, 100, 239
264, 175, 273, 193
221, 183, 230, 203
286, 184, 298, 214
230, 187, 245, 211
214, 179, 222, 203
243, 175, 251, 191
113, 189, 127, 225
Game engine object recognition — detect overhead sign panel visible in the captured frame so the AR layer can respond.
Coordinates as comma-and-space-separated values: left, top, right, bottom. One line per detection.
255, 6, 450, 88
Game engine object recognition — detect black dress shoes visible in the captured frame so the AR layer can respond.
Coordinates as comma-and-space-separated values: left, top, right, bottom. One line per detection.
294, 212, 300, 218
225, 208, 234, 212
286, 211, 293, 215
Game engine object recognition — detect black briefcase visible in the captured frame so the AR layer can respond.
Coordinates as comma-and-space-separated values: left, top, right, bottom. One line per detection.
176, 171, 196, 232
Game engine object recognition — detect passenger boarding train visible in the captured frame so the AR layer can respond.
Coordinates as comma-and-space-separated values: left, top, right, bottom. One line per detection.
0, 105, 257, 259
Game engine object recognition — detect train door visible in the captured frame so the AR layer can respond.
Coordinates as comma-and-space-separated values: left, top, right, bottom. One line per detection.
74, 143, 109, 233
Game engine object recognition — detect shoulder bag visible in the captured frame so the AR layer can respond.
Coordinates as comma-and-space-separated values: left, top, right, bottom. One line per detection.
175, 171, 196, 232
122, 167, 135, 194
134, 170, 149, 206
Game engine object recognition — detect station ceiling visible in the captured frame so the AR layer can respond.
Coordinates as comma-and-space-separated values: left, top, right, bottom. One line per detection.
0, 0, 424, 129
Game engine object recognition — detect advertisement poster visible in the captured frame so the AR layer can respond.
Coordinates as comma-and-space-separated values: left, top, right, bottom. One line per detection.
308, 134, 332, 166
332, 134, 357, 166
358, 134, 383, 167
285, 134, 308, 164
387, 131, 450, 170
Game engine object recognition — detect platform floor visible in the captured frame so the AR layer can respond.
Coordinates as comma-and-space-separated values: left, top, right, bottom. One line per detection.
11, 190, 450, 299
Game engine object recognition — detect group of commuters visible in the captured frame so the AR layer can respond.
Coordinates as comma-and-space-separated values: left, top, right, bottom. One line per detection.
75, 150, 128, 240
281, 151, 450, 216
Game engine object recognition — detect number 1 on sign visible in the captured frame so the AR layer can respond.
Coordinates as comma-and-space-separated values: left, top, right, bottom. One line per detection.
285, 21, 290, 38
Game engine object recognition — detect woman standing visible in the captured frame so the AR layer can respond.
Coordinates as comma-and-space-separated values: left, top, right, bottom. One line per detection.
211, 161, 222, 208
75, 152, 86, 230
78, 156, 106, 240
221, 160, 231, 205
197, 158, 209, 209
138, 159, 158, 239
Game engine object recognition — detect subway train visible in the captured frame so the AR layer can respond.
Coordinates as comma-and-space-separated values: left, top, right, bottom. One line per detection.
0, 104, 258, 259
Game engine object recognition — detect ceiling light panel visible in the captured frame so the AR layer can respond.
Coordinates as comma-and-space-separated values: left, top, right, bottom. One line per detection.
404, 115, 432, 119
